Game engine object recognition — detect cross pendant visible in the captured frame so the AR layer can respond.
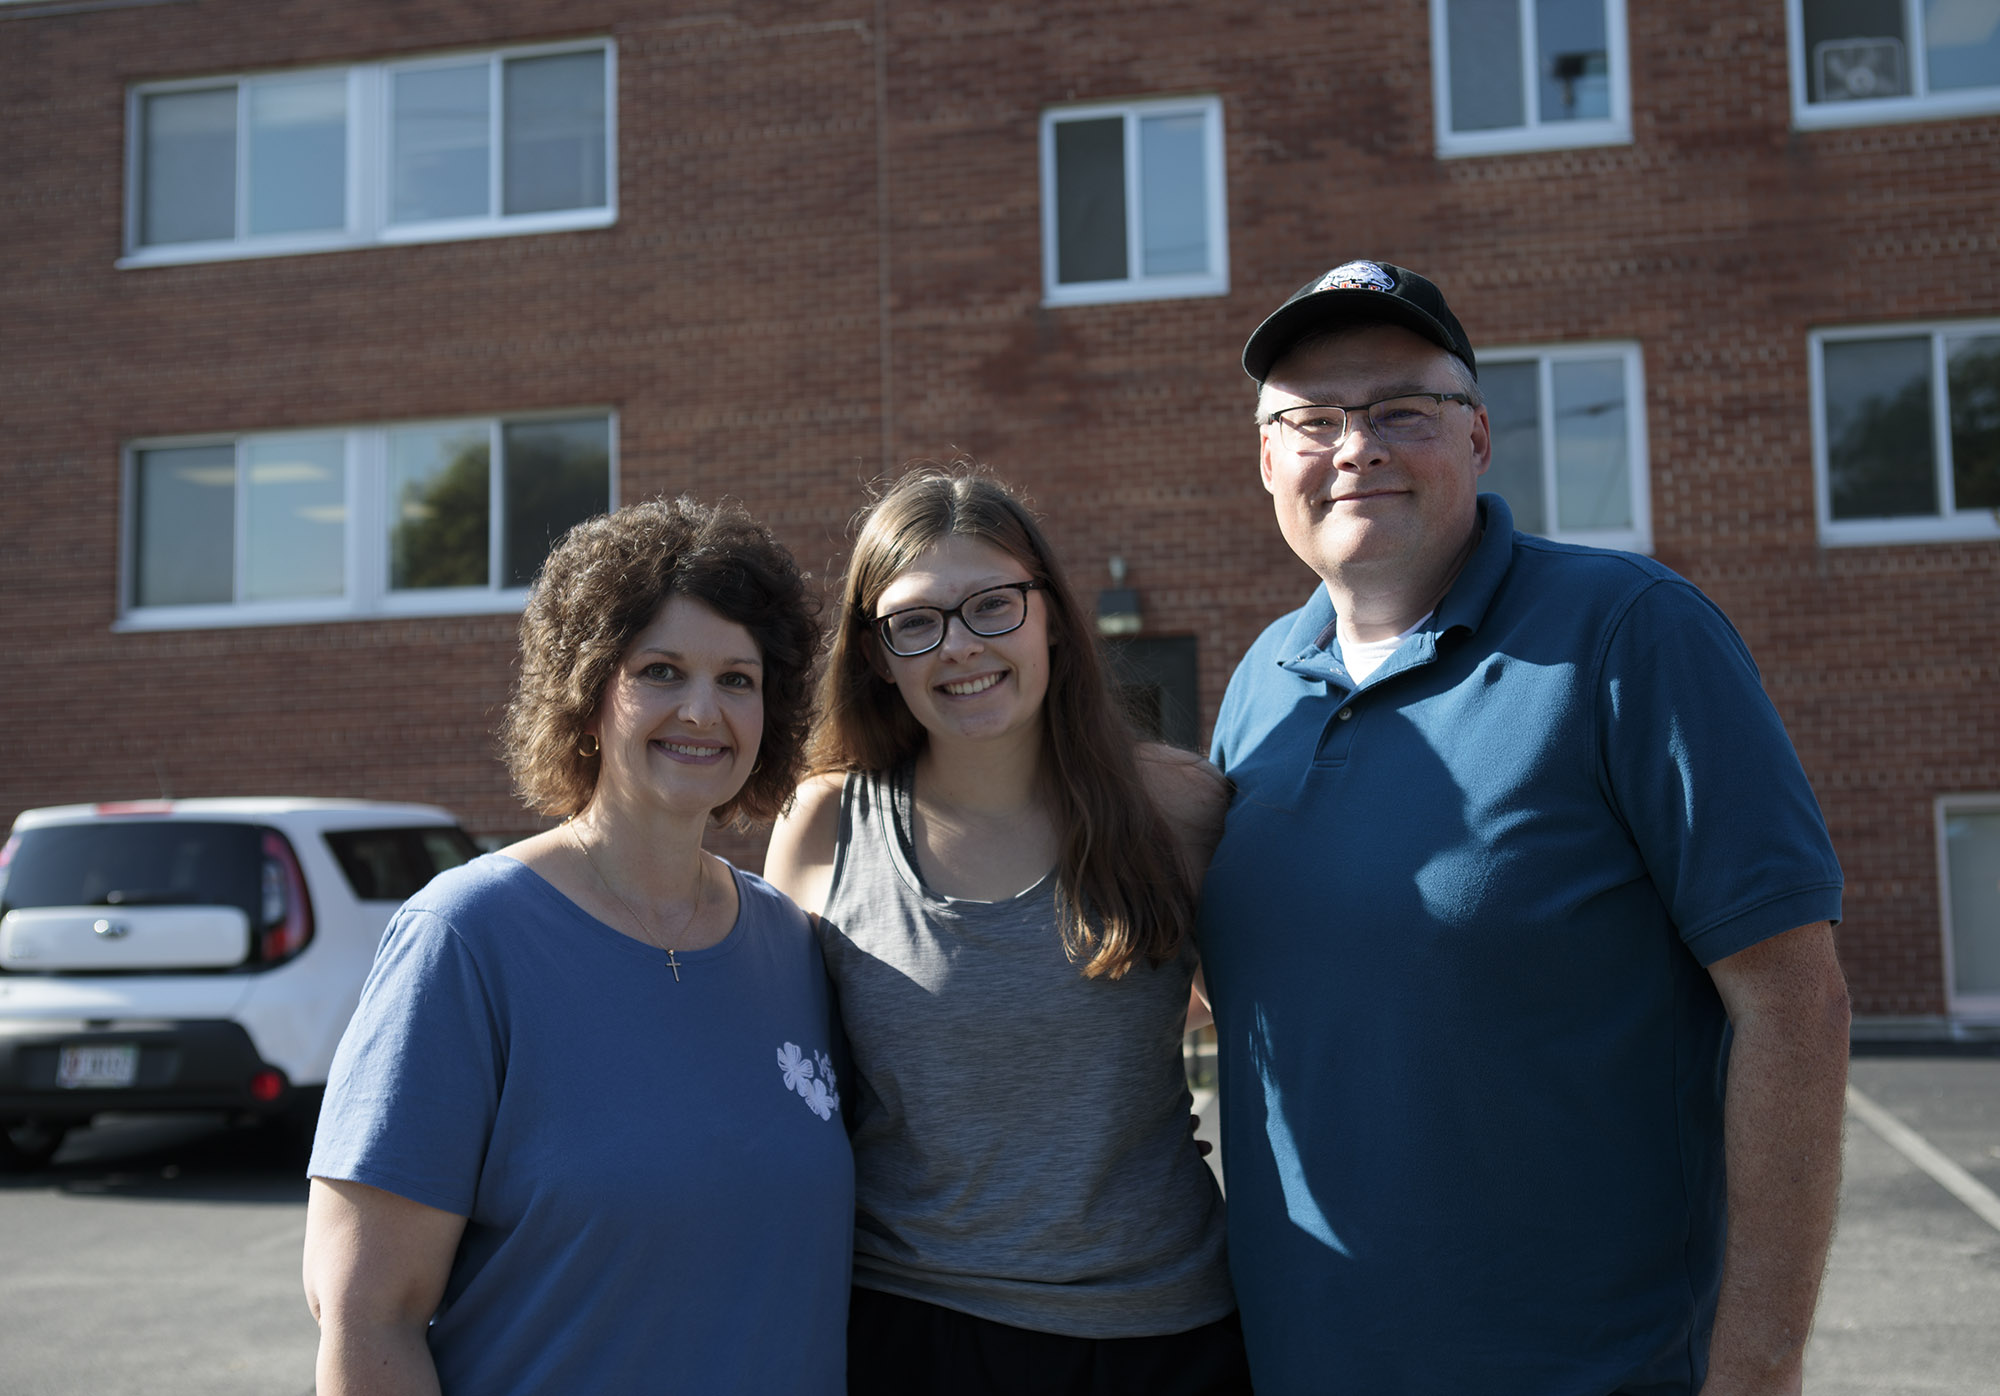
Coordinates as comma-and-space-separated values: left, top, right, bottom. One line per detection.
665, 948, 682, 982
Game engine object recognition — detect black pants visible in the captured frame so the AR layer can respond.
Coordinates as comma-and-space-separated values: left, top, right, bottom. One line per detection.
847, 1286, 1255, 1396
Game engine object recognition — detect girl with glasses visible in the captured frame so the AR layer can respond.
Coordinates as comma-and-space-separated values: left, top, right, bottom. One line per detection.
766, 467, 1249, 1395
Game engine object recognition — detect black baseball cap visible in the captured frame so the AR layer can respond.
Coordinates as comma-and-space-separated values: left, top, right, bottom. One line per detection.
1242, 260, 1477, 382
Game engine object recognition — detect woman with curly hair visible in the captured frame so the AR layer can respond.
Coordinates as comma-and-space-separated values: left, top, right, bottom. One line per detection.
304, 497, 852, 1395
765, 468, 1249, 1395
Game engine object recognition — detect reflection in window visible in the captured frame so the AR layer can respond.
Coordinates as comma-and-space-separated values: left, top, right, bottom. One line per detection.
125, 415, 613, 622
1438, 0, 1622, 145
502, 419, 611, 586
244, 436, 346, 601
140, 89, 235, 246
1042, 97, 1227, 305
503, 51, 609, 216
1477, 347, 1647, 549
1822, 336, 1937, 519
389, 425, 490, 590
1814, 323, 2000, 542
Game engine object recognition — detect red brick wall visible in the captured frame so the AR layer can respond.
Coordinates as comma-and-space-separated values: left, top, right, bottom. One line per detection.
3, 0, 1995, 1014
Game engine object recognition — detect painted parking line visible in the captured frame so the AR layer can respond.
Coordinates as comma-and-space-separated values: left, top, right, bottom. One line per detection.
1845, 1083, 2000, 1235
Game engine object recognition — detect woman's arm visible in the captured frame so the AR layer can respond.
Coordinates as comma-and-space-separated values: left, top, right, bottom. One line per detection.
764, 772, 847, 917
304, 1177, 467, 1396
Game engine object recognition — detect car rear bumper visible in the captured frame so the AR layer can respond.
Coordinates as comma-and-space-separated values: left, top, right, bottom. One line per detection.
0, 1019, 302, 1123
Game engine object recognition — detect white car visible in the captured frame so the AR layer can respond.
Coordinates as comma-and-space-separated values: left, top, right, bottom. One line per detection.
0, 797, 478, 1169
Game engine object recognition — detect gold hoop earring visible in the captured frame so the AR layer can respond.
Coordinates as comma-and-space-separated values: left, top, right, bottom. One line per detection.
577, 734, 601, 758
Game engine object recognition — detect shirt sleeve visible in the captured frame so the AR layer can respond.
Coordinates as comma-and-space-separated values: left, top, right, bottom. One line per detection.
1595, 578, 1844, 966
307, 906, 504, 1216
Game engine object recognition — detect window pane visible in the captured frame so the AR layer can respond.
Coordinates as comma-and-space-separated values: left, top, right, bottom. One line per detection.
243, 435, 345, 601
1823, 337, 1938, 519
1551, 358, 1630, 529
246, 74, 347, 236
389, 424, 491, 590
1925, 0, 2000, 92
1537, 0, 1610, 121
1138, 113, 1208, 277
1948, 333, 2000, 510
1480, 362, 1546, 533
502, 419, 609, 587
140, 88, 236, 246
502, 51, 607, 215
1802, 0, 1909, 102
134, 445, 234, 606
1447, 0, 1526, 131
392, 63, 491, 223
1054, 117, 1128, 284
1945, 810, 2000, 997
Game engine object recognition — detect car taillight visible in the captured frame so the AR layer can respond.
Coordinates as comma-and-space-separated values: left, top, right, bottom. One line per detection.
258, 830, 314, 964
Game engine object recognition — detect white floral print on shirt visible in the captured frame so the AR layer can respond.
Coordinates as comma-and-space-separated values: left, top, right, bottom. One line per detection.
776, 1042, 840, 1121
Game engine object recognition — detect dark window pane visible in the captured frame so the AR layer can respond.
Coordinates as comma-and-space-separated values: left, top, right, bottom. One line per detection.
1, 823, 262, 928
1447, 0, 1526, 131
1054, 117, 1127, 284
502, 418, 610, 586
1537, 0, 1610, 121
135, 445, 234, 607
1948, 333, 2000, 510
389, 425, 492, 591
1802, 0, 1908, 102
141, 88, 236, 245
324, 826, 479, 902
1823, 337, 1937, 519
1480, 361, 1546, 532
502, 51, 607, 215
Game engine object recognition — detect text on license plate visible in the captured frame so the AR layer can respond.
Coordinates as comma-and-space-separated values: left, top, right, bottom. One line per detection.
57, 1044, 138, 1089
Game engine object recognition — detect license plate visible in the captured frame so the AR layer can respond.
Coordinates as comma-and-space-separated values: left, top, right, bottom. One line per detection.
56, 1044, 138, 1089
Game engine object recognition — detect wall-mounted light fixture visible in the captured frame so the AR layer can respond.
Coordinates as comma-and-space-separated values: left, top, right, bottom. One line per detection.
1096, 555, 1141, 636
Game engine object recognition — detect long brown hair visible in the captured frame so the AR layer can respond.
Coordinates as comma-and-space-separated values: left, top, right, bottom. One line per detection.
811, 466, 1191, 979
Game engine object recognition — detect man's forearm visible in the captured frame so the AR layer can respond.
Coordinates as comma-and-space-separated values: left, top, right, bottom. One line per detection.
1702, 933, 1850, 1395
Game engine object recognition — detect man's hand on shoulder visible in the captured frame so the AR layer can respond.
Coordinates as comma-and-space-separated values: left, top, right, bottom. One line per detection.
1136, 743, 1232, 887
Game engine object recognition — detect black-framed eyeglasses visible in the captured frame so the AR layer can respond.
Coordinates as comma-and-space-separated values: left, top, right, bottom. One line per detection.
870, 580, 1046, 657
1263, 393, 1475, 450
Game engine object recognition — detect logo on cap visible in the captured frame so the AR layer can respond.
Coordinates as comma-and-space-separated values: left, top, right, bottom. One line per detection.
1315, 261, 1396, 294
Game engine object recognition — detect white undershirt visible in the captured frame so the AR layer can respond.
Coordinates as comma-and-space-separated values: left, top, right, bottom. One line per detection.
1335, 610, 1434, 685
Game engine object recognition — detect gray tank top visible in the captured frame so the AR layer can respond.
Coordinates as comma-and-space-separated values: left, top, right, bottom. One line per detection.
819, 766, 1234, 1337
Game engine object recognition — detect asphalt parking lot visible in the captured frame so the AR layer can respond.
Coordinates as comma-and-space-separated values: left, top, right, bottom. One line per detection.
1, 1050, 1995, 1395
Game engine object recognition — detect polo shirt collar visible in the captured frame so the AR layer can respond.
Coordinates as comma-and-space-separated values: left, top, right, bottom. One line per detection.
1274, 493, 1518, 688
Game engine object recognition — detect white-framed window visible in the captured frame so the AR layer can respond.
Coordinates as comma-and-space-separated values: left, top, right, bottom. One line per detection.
1938, 794, 2000, 1023
123, 39, 615, 266
1477, 342, 1650, 551
1788, 0, 2000, 129
120, 412, 616, 629
1809, 321, 2000, 546
1430, 0, 1631, 157
1040, 96, 1229, 307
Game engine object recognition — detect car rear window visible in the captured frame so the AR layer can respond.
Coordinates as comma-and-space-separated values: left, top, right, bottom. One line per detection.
324, 826, 479, 902
0, 821, 263, 923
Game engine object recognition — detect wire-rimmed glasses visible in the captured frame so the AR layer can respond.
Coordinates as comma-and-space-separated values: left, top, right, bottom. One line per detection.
1263, 393, 1474, 450
871, 580, 1046, 657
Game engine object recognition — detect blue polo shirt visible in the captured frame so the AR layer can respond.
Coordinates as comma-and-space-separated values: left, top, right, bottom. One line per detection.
1199, 495, 1842, 1396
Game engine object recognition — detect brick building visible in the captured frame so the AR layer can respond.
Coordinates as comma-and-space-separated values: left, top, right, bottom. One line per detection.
2, 0, 1996, 1030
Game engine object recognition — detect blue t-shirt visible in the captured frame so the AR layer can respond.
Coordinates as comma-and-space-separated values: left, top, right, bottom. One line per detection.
1200, 495, 1842, 1396
309, 854, 853, 1396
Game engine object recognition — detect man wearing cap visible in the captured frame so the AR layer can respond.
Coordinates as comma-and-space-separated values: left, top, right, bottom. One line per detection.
1197, 260, 1850, 1395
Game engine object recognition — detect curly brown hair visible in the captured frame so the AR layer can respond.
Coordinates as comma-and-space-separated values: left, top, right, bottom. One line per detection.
502, 497, 819, 825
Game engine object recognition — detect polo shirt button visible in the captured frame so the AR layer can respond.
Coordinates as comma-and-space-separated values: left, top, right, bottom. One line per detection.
1337, 707, 1354, 721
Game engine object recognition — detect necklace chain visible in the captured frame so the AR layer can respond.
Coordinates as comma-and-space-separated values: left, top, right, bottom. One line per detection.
565, 817, 704, 982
